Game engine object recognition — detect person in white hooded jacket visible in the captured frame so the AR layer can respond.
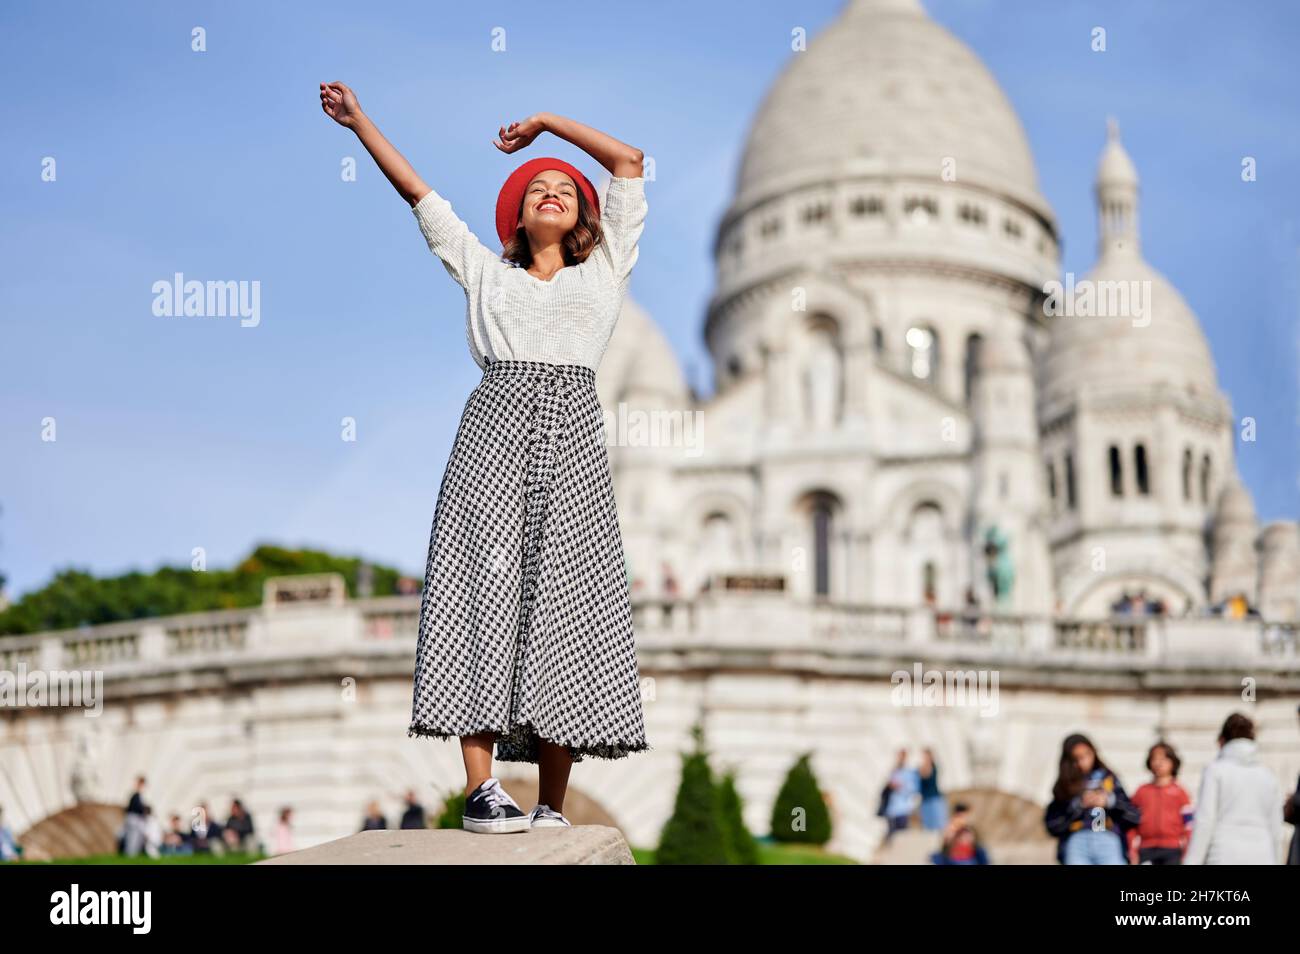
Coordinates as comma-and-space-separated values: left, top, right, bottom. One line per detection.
1184, 713, 1283, 865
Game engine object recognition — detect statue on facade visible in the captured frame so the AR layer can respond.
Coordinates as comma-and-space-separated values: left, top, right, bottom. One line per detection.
983, 526, 1015, 608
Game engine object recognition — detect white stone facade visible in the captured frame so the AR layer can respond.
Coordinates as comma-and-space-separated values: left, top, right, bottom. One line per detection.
597, 0, 1299, 620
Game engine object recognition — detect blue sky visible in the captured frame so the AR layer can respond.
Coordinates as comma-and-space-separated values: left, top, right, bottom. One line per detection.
2, 0, 1297, 597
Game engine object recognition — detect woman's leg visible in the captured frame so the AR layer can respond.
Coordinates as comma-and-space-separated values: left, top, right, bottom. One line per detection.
537, 739, 574, 811
1097, 830, 1127, 865
461, 732, 496, 796
1062, 830, 1088, 865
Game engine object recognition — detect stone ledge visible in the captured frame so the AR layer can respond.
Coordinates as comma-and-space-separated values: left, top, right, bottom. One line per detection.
255, 826, 635, 865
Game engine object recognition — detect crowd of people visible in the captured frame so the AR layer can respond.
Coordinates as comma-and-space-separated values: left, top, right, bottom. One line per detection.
882, 710, 1300, 865
115, 776, 294, 858
877, 746, 993, 864
358, 790, 431, 831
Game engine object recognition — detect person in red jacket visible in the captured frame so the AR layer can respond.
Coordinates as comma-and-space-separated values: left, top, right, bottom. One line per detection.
1127, 741, 1192, 864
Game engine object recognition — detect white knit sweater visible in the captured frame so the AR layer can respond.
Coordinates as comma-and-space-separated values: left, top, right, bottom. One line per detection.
412, 175, 647, 371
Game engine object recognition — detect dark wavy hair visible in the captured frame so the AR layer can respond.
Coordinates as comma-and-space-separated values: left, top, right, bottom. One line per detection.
501, 183, 604, 268
1146, 740, 1181, 777
1219, 712, 1255, 743
1052, 733, 1112, 803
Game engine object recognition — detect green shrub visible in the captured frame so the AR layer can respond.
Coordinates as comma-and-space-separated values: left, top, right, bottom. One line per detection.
769, 752, 832, 844
717, 770, 759, 865
656, 726, 728, 865
435, 789, 466, 829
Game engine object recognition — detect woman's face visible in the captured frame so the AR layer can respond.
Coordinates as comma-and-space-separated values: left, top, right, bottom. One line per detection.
519, 171, 579, 240
1071, 743, 1096, 774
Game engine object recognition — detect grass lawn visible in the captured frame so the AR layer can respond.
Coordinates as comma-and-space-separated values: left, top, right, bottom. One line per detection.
15, 852, 264, 865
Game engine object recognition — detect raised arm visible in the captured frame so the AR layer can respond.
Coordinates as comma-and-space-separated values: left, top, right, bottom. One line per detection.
320, 81, 430, 206
320, 81, 500, 292
492, 112, 643, 178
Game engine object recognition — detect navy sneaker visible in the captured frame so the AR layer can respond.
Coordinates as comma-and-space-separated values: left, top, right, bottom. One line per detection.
528, 803, 572, 828
462, 777, 530, 834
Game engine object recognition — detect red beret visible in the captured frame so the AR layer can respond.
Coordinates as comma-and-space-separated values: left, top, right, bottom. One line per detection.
494, 156, 600, 247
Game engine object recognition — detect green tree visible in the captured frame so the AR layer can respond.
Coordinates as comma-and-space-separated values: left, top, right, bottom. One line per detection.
716, 769, 759, 865
656, 724, 728, 865
769, 752, 832, 845
0, 544, 409, 635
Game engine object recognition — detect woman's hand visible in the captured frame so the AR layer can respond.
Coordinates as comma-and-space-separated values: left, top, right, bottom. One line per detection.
492, 114, 549, 154
320, 81, 363, 129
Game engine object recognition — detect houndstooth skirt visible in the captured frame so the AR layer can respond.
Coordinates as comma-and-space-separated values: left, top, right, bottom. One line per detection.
407, 359, 650, 764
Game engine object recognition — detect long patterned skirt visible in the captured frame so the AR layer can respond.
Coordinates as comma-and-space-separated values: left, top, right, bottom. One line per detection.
408, 359, 650, 763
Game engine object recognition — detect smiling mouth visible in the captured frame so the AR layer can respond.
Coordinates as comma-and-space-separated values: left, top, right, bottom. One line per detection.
537, 200, 565, 213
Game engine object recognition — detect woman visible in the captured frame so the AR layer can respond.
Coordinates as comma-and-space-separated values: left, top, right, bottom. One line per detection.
1127, 741, 1191, 865
320, 83, 650, 835
1184, 713, 1282, 865
1044, 733, 1140, 865
883, 748, 920, 840
918, 747, 948, 831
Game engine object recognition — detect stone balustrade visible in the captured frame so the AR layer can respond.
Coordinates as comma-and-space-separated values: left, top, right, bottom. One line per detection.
1, 589, 1296, 698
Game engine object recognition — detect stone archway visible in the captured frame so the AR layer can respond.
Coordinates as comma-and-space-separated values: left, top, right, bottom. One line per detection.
18, 802, 124, 861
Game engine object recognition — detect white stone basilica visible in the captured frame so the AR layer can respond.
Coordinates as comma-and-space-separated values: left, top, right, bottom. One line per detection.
597, 0, 1300, 622
6, 0, 1300, 865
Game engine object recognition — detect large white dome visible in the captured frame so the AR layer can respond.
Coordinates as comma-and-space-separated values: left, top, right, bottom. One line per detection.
1041, 256, 1219, 403
597, 298, 689, 406
734, 0, 1047, 214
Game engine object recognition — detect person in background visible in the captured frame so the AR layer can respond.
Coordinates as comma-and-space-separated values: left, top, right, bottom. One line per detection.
120, 776, 149, 856
1044, 733, 1140, 865
141, 806, 164, 858
223, 799, 256, 853
883, 749, 920, 840
1184, 713, 1282, 865
1286, 774, 1300, 866
1288, 705, 1300, 866
942, 802, 972, 845
918, 748, 948, 832
399, 791, 427, 830
191, 802, 223, 854
0, 806, 21, 861
931, 824, 990, 865
273, 807, 295, 855
1127, 741, 1192, 864
361, 801, 388, 831
161, 813, 194, 856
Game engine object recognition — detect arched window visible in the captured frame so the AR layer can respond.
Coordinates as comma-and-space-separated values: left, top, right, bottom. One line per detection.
906, 325, 939, 383
1046, 460, 1058, 502
1134, 444, 1150, 496
1109, 445, 1123, 497
811, 498, 833, 597
1065, 452, 1077, 509
1200, 454, 1212, 504
1182, 447, 1193, 501
964, 333, 984, 403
